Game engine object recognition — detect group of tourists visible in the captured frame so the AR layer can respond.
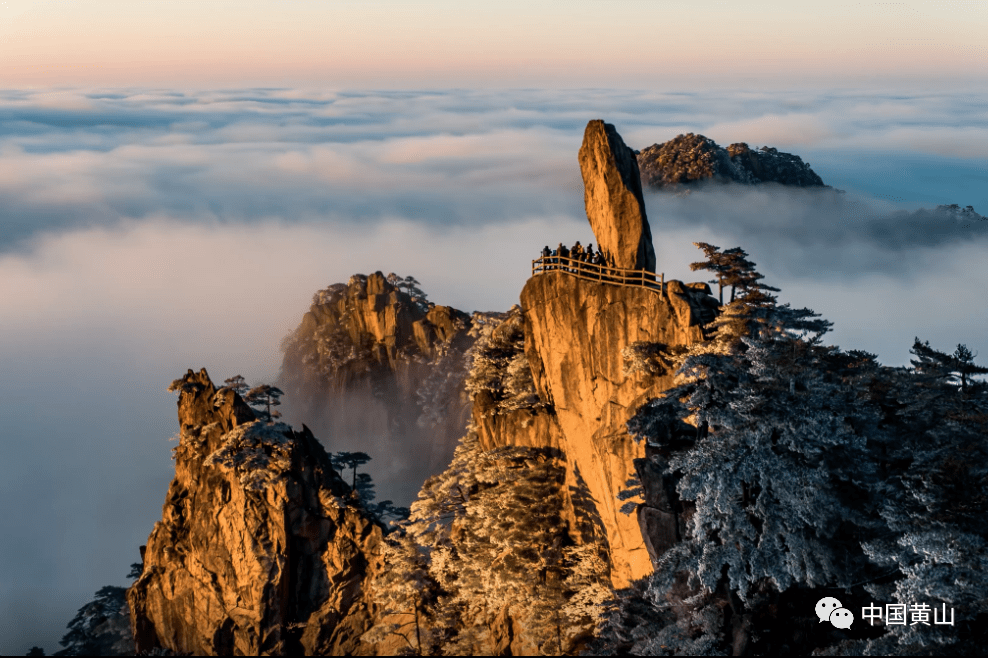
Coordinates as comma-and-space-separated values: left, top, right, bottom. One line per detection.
539, 241, 611, 271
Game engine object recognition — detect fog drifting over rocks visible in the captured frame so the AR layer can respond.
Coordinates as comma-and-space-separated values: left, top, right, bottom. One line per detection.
1, 87, 986, 654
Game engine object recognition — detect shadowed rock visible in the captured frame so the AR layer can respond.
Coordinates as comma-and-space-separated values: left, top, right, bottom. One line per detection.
579, 120, 657, 272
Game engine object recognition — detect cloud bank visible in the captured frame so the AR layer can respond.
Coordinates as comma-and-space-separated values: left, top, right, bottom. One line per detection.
1, 86, 986, 654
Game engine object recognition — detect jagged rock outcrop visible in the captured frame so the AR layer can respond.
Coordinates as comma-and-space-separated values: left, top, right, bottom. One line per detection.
128, 368, 384, 655
637, 132, 827, 189
279, 272, 475, 503
282, 272, 472, 389
579, 120, 657, 272
514, 274, 717, 586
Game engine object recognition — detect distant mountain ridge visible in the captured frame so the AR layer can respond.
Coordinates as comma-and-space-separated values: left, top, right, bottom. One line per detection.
637, 132, 828, 189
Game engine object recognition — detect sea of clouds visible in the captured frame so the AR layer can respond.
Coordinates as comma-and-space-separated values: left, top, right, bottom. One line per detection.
1, 87, 986, 653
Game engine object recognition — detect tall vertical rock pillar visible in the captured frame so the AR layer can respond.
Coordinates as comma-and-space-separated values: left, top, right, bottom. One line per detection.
579, 120, 656, 272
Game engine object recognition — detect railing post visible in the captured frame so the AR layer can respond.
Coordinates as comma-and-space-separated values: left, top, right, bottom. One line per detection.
661, 272, 665, 299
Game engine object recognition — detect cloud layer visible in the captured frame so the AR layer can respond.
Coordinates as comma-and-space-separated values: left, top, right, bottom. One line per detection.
1, 87, 987, 654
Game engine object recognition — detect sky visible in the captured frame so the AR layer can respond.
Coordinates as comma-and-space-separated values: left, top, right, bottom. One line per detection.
1, 1, 987, 655
1, 0, 986, 88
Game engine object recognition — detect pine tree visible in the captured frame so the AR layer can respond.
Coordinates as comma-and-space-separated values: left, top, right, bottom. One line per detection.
223, 374, 250, 397
690, 242, 780, 306
464, 306, 543, 416
619, 251, 883, 653
856, 341, 988, 654
910, 338, 988, 393
403, 428, 604, 654
330, 451, 372, 490
387, 273, 431, 313
365, 530, 437, 655
243, 384, 283, 421
55, 586, 132, 656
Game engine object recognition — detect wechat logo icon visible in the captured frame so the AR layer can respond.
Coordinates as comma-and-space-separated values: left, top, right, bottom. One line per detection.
815, 597, 854, 629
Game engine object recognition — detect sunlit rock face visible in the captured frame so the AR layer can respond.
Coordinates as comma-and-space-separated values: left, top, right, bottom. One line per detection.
128, 368, 383, 656
579, 120, 656, 272
279, 271, 475, 501
518, 273, 715, 586
637, 132, 827, 189
283, 272, 472, 385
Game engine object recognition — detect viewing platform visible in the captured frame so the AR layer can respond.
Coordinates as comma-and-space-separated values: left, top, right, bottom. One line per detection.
531, 255, 666, 297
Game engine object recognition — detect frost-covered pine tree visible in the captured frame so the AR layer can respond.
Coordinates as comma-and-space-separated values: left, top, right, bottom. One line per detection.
612, 244, 885, 654
464, 306, 543, 416
365, 529, 438, 655
416, 337, 470, 430
853, 340, 988, 655
402, 427, 606, 655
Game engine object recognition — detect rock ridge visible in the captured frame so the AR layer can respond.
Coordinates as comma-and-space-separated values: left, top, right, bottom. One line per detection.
637, 132, 828, 189
128, 368, 384, 656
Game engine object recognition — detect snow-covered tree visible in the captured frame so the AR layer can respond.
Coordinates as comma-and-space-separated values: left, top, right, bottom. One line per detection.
365, 530, 438, 655
614, 246, 886, 653
853, 340, 988, 654
416, 338, 470, 430
464, 306, 544, 416
55, 586, 132, 656
400, 428, 609, 654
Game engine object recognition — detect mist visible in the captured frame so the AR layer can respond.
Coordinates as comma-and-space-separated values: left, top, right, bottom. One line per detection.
1, 86, 987, 654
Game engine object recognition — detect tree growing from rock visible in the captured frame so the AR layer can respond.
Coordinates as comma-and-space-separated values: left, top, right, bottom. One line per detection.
223, 375, 250, 397
243, 384, 283, 421
909, 338, 988, 393
464, 307, 543, 416
599, 243, 988, 654
387, 273, 430, 313
690, 242, 779, 305
365, 530, 438, 655
55, 585, 132, 656
612, 250, 887, 654
402, 427, 609, 654
330, 451, 372, 490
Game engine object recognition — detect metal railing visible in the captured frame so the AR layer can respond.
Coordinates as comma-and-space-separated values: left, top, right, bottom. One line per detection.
532, 255, 665, 296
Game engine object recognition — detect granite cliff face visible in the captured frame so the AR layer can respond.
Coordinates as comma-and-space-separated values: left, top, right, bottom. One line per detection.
637, 132, 827, 189
468, 121, 719, 586
515, 274, 716, 585
128, 368, 384, 655
279, 272, 474, 501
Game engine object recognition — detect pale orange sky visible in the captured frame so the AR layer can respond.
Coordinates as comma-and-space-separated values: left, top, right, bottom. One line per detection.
1, 0, 985, 88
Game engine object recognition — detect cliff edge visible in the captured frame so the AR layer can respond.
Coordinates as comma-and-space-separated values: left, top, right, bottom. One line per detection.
128, 368, 383, 655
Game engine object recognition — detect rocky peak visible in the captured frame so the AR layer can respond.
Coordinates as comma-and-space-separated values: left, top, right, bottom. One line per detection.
279, 272, 476, 506
638, 132, 827, 189
128, 368, 383, 655
579, 120, 657, 272
281, 271, 472, 398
